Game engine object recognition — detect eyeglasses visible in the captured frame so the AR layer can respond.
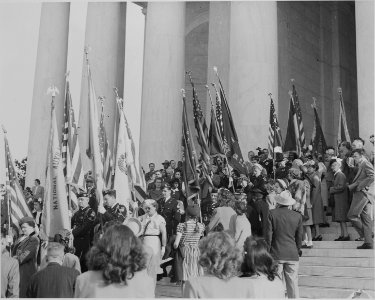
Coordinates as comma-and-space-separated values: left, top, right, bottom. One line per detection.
144, 207, 151, 211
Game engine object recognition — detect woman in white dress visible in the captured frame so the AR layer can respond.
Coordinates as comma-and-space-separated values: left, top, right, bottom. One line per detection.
138, 199, 167, 284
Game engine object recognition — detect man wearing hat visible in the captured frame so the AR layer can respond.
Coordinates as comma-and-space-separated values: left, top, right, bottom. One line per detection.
266, 190, 303, 298
98, 189, 127, 225
162, 160, 170, 170
71, 193, 96, 272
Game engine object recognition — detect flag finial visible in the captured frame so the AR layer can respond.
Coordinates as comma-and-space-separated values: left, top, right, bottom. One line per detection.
47, 85, 59, 97
311, 97, 317, 109
268, 93, 272, 100
337, 87, 342, 95
213, 66, 218, 74
1, 124, 6, 134
288, 90, 293, 97
181, 89, 186, 98
290, 78, 295, 83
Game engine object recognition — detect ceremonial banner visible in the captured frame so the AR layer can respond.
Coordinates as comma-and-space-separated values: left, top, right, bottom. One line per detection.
61, 80, 84, 210
2, 129, 32, 228
86, 63, 105, 207
113, 101, 132, 212
181, 90, 200, 202
214, 71, 246, 174
41, 100, 70, 240
284, 85, 305, 156
267, 97, 283, 156
99, 100, 114, 189
310, 102, 327, 158
208, 103, 225, 157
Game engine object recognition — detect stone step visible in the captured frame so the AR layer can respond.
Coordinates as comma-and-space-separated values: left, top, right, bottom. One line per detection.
299, 275, 375, 290
300, 256, 374, 267
299, 265, 375, 278
301, 248, 374, 258
311, 241, 363, 248
299, 286, 375, 299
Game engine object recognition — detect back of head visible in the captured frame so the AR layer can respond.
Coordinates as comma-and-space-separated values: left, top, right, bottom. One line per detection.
199, 232, 242, 280
86, 224, 146, 285
46, 242, 65, 264
242, 236, 278, 281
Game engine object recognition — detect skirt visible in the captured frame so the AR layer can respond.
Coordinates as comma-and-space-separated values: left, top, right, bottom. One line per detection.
181, 244, 203, 281
142, 236, 162, 281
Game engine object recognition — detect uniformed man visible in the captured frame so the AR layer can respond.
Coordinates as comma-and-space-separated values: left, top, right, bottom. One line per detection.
260, 148, 273, 176
158, 185, 181, 238
98, 189, 127, 225
71, 193, 96, 272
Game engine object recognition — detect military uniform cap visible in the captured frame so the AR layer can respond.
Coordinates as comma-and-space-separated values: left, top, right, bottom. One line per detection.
77, 192, 89, 198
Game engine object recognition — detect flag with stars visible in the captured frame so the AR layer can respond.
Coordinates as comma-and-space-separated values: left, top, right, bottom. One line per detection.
99, 103, 114, 189
267, 97, 283, 156
292, 84, 306, 150
181, 93, 200, 202
3, 131, 32, 228
310, 103, 327, 158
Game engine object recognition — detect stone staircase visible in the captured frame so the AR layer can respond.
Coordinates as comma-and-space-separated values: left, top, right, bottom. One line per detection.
299, 218, 375, 298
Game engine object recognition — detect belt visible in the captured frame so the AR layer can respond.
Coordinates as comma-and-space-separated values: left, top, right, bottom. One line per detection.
142, 234, 159, 237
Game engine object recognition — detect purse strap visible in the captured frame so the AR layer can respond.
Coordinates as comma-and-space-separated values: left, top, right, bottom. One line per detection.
140, 220, 151, 238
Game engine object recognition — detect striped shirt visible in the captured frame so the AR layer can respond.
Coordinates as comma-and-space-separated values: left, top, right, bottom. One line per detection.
177, 221, 205, 246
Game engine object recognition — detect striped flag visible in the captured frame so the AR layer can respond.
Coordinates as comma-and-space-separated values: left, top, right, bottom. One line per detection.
181, 90, 200, 202
61, 80, 84, 210
3, 131, 32, 228
188, 73, 212, 187
99, 100, 114, 189
291, 84, 306, 151
337, 88, 351, 145
208, 102, 225, 157
284, 84, 306, 156
267, 97, 283, 156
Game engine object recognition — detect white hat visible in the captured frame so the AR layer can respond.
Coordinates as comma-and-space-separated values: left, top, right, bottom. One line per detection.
275, 190, 296, 206
124, 217, 142, 237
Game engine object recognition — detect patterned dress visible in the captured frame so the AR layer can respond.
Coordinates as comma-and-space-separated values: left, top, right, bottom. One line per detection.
176, 220, 205, 281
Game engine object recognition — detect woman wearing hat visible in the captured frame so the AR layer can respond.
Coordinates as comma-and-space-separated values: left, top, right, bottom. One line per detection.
12, 216, 40, 297
173, 205, 205, 285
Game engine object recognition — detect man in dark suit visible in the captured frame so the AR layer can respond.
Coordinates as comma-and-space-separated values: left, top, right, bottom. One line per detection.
26, 242, 79, 298
266, 190, 303, 299
71, 193, 96, 272
31, 179, 44, 202
348, 149, 374, 249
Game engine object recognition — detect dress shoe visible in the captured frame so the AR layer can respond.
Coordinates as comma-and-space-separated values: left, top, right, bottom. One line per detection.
357, 243, 373, 249
334, 236, 343, 241
341, 236, 350, 241
319, 223, 330, 228
301, 244, 313, 249
355, 237, 365, 241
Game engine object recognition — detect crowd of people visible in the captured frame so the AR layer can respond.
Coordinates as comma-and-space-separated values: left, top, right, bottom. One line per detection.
1, 135, 374, 298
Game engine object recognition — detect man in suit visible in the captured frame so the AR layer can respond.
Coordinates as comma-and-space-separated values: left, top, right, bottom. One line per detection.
347, 149, 374, 249
71, 193, 96, 272
26, 242, 79, 298
31, 179, 44, 202
1, 228, 19, 298
266, 190, 303, 298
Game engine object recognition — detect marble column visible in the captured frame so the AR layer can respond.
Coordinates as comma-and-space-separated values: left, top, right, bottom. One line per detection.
356, 1, 374, 154
78, 2, 126, 171
139, 2, 186, 169
26, 3, 70, 187
208, 2, 278, 155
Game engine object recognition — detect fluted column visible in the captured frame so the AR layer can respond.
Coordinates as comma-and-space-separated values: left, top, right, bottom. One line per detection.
26, 3, 70, 187
356, 1, 374, 154
78, 2, 126, 171
139, 2, 186, 169
208, 2, 278, 155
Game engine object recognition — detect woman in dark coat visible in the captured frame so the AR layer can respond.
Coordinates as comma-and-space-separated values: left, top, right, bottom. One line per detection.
12, 216, 40, 297
329, 158, 349, 240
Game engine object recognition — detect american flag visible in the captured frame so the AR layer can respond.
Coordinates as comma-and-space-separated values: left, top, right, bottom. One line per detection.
99, 100, 114, 189
62, 81, 84, 186
291, 84, 306, 152
3, 131, 32, 227
215, 90, 224, 136
337, 88, 351, 146
267, 97, 283, 156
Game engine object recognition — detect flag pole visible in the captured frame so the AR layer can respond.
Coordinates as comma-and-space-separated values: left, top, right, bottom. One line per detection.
64, 72, 72, 214
268, 93, 276, 181
2, 126, 12, 244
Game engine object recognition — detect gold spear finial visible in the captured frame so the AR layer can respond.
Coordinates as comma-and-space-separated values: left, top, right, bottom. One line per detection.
337, 87, 342, 95
181, 89, 186, 98
47, 85, 59, 108
311, 97, 317, 109
288, 90, 293, 97
1, 125, 7, 134
268, 92, 273, 100
290, 78, 295, 83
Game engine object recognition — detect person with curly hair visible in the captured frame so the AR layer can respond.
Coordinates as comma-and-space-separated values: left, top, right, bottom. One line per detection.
183, 232, 253, 298
240, 236, 284, 298
73, 224, 154, 298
